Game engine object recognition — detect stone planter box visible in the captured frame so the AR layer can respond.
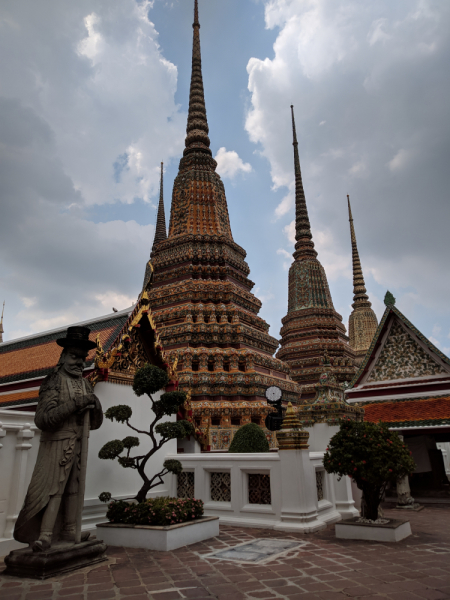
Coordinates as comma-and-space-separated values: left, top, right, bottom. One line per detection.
335, 518, 411, 542
97, 516, 219, 551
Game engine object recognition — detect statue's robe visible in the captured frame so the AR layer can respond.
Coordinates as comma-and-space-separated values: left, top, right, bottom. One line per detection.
14, 372, 103, 544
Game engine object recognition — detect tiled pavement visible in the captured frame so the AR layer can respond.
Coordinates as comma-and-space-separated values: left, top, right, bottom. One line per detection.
1, 507, 450, 600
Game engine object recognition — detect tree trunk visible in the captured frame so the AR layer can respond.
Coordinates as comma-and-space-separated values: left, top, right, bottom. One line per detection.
362, 485, 381, 521
135, 480, 151, 504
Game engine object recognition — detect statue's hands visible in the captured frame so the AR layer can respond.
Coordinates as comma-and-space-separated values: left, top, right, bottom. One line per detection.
75, 394, 96, 411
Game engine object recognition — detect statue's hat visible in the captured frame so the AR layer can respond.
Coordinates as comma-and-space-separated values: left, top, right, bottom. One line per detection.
56, 326, 96, 350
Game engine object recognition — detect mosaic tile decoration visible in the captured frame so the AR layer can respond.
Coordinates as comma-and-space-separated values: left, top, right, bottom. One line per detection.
368, 319, 446, 382
202, 538, 308, 565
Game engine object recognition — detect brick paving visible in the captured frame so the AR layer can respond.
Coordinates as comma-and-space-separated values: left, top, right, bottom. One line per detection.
1, 507, 449, 600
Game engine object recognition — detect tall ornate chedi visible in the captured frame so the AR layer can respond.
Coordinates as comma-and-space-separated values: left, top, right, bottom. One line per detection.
276, 107, 356, 399
347, 195, 378, 365
145, 1, 300, 450
142, 163, 166, 291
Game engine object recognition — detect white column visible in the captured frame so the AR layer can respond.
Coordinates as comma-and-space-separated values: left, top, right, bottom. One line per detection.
333, 475, 359, 519
3, 423, 36, 538
274, 448, 326, 533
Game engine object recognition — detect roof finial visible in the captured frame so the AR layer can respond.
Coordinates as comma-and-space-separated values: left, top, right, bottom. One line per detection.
290, 106, 316, 259
152, 162, 167, 251
0, 301, 4, 343
184, 0, 211, 157
347, 195, 371, 309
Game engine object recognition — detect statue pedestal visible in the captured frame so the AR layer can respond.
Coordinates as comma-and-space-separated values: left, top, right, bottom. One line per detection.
3, 538, 107, 580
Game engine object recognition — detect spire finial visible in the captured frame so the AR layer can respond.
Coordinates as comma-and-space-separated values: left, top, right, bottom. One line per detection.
194, 0, 199, 26
152, 162, 167, 252
347, 195, 370, 309
0, 301, 4, 343
184, 0, 211, 157
290, 105, 317, 259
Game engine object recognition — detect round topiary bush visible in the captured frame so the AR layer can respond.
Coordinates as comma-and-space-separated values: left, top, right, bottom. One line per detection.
228, 423, 270, 453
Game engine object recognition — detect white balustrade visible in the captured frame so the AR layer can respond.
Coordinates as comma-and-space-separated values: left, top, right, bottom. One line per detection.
166, 448, 358, 532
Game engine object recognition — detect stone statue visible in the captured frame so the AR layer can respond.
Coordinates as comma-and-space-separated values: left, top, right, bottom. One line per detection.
13, 326, 103, 552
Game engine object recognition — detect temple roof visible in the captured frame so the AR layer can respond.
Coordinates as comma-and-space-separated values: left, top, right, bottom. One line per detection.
0, 309, 131, 390
349, 301, 450, 390
364, 395, 450, 429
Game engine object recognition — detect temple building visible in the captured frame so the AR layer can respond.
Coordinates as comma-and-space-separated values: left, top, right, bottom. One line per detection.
276, 107, 357, 399
347, 196, 378, 365
143, 1, 301, 450
346, 292, 450, 490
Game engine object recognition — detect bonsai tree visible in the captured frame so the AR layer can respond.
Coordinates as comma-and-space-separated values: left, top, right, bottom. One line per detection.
98, 363, 194, 503
229, 423, 270, 453
324, 420, 415, 521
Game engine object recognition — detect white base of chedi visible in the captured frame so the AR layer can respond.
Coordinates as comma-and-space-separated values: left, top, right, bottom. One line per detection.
335, 517, 411, 542
97, 516, 219, 551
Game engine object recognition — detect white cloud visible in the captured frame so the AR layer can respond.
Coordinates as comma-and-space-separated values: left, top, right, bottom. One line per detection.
283, 220, 296, 245
432, 324, 442, 337
214, 147, 252, 179
275, 189, 294, 219
277, 248, 293, 270
388, 148, 412, 172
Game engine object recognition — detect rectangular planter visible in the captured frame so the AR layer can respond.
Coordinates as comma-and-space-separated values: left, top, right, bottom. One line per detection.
335, 518, 411, 542
97, 516, 219, 551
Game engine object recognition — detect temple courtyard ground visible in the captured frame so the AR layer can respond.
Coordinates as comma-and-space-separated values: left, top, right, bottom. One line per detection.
1, 507, 449, 600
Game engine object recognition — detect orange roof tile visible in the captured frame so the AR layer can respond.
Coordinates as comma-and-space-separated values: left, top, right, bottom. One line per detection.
364, 395, 450, 426
0, 389, 39, 407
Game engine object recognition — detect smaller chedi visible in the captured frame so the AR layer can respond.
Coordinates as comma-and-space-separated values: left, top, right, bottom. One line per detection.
347, 196, 378, 365
297, 353, 364, 427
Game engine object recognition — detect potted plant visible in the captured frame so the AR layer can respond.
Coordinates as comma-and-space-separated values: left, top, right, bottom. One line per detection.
324, 420, 416, 542
96, 363, 219, 550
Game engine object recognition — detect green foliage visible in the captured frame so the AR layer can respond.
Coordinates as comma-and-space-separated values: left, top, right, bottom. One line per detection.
133, 363, 169, 396
99, 492, 112, 504
155, 391, 187, 417
118, 456, 137, 469
384, 290, 396, 306
106, 497, 204, 526
228, 423, 270, 453
122, 436, 140, 449
324, 421, 416, 520
105, 405, 132, 423
98, 440, 124, 460
163, 459, 183, 476
155, 420, 194, 440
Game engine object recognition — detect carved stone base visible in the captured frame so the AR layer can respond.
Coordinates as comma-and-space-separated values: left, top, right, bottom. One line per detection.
394, 503, 424, 511
3, 538, 107, 580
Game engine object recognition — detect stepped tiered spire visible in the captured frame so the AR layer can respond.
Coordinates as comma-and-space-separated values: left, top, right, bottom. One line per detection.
143, 1, 301, 450
291, 105, 316, 260
184, 0, 211, 157
152, 162, 167, 251
347, 195, 378, 363
0, 301, 4, 343
277, 107, 357, 398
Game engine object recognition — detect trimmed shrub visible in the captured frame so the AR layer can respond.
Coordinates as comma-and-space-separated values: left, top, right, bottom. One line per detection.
106, 497, 204, 527
228, 423, 270, 453
324, 420, 416, 521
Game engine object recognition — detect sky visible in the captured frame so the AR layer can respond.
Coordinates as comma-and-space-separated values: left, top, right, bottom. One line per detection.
1, 0, 449, 356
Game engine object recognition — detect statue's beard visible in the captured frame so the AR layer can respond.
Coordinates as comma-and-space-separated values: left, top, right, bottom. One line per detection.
62, 364, 83, 377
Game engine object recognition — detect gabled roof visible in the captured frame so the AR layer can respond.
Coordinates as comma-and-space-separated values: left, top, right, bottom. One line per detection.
364, 395, 450, 429
0, 309, 131, 386
349, 304, 450, 389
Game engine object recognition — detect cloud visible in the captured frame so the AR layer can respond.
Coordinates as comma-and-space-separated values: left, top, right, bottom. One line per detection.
246, 0, 450, 332
214, 147, 252, 179
0, 0, 182, 340
277, 248, 293, 270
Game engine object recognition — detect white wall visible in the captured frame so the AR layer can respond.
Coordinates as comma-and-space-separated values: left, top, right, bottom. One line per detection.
0, 382, 176, 555
166, 450, 358, 532
437, 442, 450, 480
